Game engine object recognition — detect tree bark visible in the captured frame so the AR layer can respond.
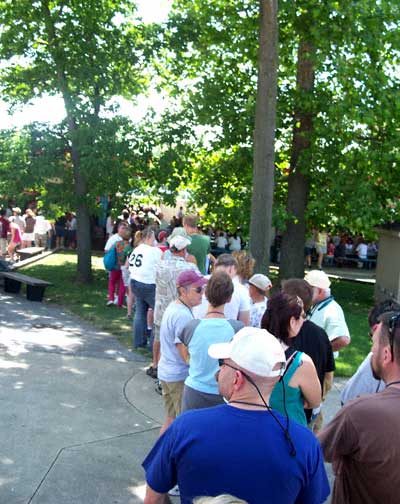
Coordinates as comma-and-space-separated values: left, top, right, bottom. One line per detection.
249, 0, 278, 273
279, 39, 315, 280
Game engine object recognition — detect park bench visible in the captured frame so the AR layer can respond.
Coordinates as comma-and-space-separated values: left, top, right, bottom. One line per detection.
18, 246, 45, 261
1, 271, 51, 302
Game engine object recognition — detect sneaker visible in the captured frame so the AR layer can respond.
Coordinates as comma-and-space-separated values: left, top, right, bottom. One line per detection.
155, 380, 163, 395
146, 366, 158, 379
106, 300, 114, 306
168, 485, 180, 497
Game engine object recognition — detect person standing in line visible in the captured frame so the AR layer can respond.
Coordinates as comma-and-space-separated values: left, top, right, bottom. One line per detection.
340, 299, 400, 405
179, 271, 244, 412
305, 269, 350, 355
21, 208, 36, 248
183, 215, 210, 275
281, 278, 335, 427
318, 311, 400, 504
142, 327, 330, 504
315, 229, 328, 270
34, 212, 51, 249
107, 226, 132, 308
0, 209, 10, 260
248, 274, 272, 328
128, 227, 162, 349
261, 292, 321, 426
194, 254, 251, 326
157, 269, 207, 434
147, 234, 197, 379
7, 220, 22, 262
10, 207, 25, 232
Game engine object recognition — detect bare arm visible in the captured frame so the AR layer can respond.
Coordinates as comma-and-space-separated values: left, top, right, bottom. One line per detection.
144, 485, 171, 504
331, 336, 350, 352
176, 342, 189, 364
296, 356, 322, 409
238, 310, 250, 327
323, 371, 334, 399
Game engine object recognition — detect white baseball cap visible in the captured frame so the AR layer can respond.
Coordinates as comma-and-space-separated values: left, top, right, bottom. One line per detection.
169, 235, 191, 251
304, 269, 331, 289
249, 274, 272, 292
208, 327, 286, 378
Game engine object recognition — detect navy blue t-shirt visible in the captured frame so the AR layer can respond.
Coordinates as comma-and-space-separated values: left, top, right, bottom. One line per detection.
143, 404, 330, 503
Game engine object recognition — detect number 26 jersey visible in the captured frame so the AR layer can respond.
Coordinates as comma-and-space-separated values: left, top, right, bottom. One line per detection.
128, 243, 162, 284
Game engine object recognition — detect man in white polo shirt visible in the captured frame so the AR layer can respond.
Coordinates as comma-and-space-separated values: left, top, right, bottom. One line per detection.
305, 269, 350, 357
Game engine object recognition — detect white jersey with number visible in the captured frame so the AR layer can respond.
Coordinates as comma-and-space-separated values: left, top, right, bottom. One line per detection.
128, 243, 162, 284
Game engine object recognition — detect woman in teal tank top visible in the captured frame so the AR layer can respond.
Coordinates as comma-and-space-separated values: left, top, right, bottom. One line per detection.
262, 292, 321, 426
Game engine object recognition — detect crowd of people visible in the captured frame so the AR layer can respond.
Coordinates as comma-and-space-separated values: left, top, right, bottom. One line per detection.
102, 212, 400, 504
0, 205, 78, 263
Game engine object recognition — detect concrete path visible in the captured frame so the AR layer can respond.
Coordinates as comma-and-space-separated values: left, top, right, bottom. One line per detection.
0, 290, 343, 503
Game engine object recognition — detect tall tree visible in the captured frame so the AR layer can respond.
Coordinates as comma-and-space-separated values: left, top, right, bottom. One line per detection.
249, 0, 278, 273
0, 0, 154, 281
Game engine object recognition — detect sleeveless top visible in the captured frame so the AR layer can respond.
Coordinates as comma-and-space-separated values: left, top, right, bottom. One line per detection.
270, 351, 307, 426
13, 224, 22, 244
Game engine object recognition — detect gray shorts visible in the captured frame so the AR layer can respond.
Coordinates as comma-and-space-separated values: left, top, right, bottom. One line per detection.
181, 384, 224, 413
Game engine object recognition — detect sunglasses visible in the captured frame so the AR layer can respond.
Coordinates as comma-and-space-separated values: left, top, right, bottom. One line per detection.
191, 286, 204, 294
388, 313, 400, 362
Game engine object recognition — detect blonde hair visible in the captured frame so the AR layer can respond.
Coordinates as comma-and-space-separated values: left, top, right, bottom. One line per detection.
194, 495, 247, 504
134, 227, 154, 247
232, 251, 255, 281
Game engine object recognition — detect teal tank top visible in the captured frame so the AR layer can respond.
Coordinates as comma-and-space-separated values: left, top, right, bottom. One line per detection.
270, 351, 307, 426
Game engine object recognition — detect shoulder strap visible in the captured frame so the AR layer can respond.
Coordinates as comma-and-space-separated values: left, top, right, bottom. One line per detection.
281, 351, 302, 382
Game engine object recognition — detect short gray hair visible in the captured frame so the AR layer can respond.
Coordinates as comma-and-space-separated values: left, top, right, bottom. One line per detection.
194, 495, 247, 504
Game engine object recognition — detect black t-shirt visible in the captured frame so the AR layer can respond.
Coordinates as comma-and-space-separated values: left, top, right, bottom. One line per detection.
293, 320, 335, 386
293, 320, 335, 422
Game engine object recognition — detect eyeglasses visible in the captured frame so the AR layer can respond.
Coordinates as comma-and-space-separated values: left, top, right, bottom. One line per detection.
388, 313, 400, 362
191, 286, 204, 294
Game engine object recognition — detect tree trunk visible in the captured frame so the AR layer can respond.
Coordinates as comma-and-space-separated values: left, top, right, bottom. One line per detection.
42, 0, 92, 282
71, 145, 93, 283
249, 0, 278, 273
279, 39, 315, 280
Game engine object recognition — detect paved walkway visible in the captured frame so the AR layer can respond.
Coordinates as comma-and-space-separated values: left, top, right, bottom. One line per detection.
0, 290, 343, 503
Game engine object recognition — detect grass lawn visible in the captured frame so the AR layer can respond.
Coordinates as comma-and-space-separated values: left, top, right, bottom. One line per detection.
21, 252, 375, 377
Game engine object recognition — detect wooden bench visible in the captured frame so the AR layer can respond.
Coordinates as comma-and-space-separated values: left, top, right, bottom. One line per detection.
18, 247, 45, 261
1, 271, 51, 302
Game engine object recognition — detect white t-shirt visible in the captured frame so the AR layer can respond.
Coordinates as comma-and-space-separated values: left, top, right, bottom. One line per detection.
193, 276, 251, 321
229, 236, 241, 251
216, 236, 228, 248
34, 216, 51, 235
356, 243, 368, 259
250, 298, 267, 328
309, 297, 350, 358
128, 243, 162, 284
104, 233, 122, 251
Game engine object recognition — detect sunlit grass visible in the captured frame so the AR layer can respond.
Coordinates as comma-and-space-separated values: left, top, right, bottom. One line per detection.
21, 252, 375, 376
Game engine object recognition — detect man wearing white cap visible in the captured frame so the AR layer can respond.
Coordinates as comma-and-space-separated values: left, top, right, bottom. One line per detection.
142, 327, 330, 504
147, 234, 198, 379
304, 269, 350, 356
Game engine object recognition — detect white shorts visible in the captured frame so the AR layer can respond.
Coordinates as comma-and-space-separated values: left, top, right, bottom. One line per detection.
22, 232, 35, 242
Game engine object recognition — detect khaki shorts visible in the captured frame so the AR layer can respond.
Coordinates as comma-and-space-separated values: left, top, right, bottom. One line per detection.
161, 380, 185, 418
0, 237, 7, 255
